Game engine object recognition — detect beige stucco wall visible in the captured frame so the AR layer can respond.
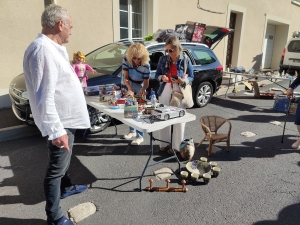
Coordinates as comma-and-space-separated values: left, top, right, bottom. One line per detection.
0, 0, 114, 88
152, 0, 299, 71
0, 0, 44, 89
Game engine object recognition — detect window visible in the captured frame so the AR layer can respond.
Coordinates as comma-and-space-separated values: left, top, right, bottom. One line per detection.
192, 50, 216, 65
120, 0, 144, 39
288, 40, 300, 52
85, 43, 128, 75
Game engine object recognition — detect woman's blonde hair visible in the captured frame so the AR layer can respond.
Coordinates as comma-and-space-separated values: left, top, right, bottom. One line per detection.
165, 36, 183, 56
126, 43, 150, 66
73, 51, 86, 62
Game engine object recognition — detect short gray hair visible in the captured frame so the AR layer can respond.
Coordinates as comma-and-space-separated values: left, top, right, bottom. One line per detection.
41, 4, 71, 28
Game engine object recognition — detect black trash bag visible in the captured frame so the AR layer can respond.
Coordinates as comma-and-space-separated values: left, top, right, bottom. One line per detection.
154, 29, 187, 42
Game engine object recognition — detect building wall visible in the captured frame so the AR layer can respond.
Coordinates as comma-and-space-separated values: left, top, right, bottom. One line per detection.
153, 0, 299, 71
1, 0, 300, 108
0, 0, 44, 90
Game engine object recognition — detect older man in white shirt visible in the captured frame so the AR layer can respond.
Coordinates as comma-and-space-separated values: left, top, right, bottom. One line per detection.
23, 4, 90, 225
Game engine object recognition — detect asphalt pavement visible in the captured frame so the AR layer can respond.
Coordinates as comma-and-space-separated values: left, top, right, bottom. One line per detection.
1, 79, 300, 225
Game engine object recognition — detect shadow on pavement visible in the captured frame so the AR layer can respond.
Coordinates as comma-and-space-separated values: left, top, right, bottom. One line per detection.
253, 203, 300, 225
193, 134, 299, 162
0, 135, 97, 205
0, 218, 46, 225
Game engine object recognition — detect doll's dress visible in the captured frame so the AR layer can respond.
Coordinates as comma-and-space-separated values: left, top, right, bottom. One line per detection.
77, 64, 85, 87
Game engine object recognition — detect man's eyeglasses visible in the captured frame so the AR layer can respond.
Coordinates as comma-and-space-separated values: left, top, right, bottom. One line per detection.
165, 49, 175, 53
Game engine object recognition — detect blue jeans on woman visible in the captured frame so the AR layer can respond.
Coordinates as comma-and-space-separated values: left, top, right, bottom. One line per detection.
44, 128, 75, 221
129, 82, 144, 138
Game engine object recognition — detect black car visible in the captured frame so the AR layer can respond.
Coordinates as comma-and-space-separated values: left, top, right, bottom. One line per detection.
9, 26, 233, 133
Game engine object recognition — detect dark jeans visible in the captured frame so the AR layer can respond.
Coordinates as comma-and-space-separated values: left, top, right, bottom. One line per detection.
44, 128, 76, 221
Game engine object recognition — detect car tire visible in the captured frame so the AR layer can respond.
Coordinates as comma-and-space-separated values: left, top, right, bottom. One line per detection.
88, 105, 111, 133
194, 81, 213, 108
164, 114, 170, 121
179, 110, 185, 117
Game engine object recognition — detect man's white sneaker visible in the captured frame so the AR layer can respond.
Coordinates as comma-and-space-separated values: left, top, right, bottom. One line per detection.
131, 138, 144, 145
123, 132, 136, 139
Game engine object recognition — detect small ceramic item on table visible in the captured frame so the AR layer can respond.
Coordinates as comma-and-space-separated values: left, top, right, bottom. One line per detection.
138, 104, 145, 113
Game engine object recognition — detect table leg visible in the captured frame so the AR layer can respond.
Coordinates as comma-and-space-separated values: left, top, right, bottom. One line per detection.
139, 132, 154, 191
139, 125, 182, 191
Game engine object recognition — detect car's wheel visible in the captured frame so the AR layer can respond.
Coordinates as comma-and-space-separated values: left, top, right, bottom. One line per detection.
88, 105, 111, 133
164, 114, 169, 121
179, 110, 185, 117
194, 82, 213, 108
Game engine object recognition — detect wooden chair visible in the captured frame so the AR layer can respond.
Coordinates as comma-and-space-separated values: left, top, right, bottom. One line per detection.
197, 115, 232, 156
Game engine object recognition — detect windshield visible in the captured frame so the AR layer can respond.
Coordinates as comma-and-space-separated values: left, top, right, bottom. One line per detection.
85, 43, 128, 75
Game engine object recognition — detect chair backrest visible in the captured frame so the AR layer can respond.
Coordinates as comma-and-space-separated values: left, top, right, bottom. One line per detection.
200, 115, 228, 133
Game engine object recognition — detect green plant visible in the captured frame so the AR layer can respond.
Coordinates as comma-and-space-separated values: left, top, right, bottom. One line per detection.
144, 33, 154, 41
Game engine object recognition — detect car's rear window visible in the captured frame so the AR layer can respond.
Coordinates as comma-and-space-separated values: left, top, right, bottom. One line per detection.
288, 40, 300, 52
191, 50, 216, 65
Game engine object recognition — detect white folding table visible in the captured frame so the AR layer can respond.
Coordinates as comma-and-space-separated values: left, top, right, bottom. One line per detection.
85, 96, 196, 190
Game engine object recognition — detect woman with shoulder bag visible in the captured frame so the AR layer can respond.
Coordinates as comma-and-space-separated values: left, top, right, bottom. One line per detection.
155, 36, 194, 154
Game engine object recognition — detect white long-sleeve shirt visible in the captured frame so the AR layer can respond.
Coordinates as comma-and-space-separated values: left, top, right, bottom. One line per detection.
23, 34, 90, 140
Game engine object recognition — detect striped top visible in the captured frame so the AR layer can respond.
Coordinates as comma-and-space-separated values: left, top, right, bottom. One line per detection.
122, 57, 150, 82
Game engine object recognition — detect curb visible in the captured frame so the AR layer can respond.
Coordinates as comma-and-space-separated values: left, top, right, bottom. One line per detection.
0, 125, 41, 142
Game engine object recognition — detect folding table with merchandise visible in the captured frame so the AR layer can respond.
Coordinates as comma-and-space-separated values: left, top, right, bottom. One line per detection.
85, 96, 196, 191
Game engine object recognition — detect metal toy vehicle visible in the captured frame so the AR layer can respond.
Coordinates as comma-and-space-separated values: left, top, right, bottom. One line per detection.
152, 105, 186, 121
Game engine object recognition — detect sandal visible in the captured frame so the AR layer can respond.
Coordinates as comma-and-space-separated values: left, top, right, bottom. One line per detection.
167, 148, 179, 155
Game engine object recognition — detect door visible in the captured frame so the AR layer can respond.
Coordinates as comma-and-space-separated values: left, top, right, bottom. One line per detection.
263, 24, 276, 69
226, 12, 236, 68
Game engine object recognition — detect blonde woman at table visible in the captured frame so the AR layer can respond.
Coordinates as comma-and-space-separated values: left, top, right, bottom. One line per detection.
122, 43, 150, 145
155, 36, 194, 154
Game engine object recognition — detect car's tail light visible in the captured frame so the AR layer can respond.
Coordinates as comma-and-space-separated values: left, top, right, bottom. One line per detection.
281, 48, 286, 59
216, 64, 223, 71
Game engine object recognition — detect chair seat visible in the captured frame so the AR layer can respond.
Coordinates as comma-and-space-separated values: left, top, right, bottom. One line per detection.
206, 133, 228, 141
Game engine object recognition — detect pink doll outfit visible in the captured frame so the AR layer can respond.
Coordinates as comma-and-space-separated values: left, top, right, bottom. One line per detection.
72, 63, 94, 87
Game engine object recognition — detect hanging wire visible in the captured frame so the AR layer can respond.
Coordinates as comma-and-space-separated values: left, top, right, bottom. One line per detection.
197, 0, 224, 14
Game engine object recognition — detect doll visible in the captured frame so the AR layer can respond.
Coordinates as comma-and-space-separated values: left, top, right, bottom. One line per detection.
72, 51, 96, 88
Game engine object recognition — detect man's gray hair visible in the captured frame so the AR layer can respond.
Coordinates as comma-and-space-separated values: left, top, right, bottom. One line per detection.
41, 4, 71, 28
